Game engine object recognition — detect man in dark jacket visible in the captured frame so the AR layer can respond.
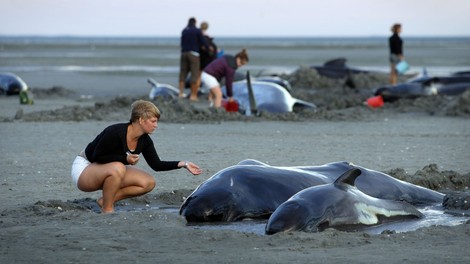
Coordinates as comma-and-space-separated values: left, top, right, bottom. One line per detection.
178, 17, 209, 101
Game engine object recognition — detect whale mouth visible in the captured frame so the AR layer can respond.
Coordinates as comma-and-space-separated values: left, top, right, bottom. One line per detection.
181, 204, 227, 222
184, 213, 224, 222
316, 221, 330, 232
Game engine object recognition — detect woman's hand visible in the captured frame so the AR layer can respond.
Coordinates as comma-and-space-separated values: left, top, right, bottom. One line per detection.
180, 161, 202, 175
126, 153, 140, 165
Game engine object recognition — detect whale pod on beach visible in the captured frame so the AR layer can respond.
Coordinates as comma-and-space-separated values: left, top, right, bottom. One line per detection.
179, 160, 444, 223
265, 168, 424, 234
0, 72, 29, 95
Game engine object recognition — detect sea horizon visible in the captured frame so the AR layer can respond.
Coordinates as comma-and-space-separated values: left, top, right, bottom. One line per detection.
2, 35, 470, 44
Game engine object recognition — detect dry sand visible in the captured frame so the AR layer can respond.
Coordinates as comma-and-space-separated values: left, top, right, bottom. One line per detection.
1, 74, 470, 263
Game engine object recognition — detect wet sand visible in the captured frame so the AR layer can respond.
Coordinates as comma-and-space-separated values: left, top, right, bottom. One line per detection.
1, 77, 470, 263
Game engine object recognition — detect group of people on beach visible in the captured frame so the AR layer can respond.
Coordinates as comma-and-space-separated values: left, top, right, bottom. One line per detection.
70, 20, 404, 213
178, 17, 250, 108
178, 17, 403, 106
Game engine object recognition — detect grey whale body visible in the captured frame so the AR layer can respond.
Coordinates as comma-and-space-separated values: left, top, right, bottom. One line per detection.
179, 160, 443, 223
265, 168, 424, 234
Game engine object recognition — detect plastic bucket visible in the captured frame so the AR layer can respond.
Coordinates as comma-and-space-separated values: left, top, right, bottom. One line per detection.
222, 99, 239, 112
396, 61, 409, 74
366, 95, 384, 108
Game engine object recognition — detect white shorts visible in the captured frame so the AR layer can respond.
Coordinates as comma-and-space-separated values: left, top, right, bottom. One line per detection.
201, 71, 219, 90
71, 155, 90, 187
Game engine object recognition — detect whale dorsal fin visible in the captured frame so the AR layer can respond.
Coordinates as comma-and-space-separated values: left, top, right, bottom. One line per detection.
334, 168, 361, 186
324, 58, 347, 67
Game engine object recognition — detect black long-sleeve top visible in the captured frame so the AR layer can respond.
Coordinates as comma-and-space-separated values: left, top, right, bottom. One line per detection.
84, 123, 179, 171
389, 33, 403, 55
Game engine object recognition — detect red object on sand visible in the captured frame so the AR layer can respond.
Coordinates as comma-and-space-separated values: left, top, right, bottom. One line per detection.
366, 95, 384, 108
222, 99, 239, 112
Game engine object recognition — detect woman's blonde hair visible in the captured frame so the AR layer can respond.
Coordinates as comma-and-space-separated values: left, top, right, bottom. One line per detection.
200, 21, 209, 31
130, 100, 160, 122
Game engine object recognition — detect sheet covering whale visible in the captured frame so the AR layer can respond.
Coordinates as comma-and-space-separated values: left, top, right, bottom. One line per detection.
148, 78, 180, 100
0, 72, 29, 95
222, 81, 316, 114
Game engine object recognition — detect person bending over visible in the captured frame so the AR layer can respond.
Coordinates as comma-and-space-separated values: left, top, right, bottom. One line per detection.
71, 100, 202, 213
200, 49, 249, 108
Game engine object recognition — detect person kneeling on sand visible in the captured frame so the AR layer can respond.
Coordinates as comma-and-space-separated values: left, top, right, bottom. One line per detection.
201, 49, 249, 108
71, 100, 202, 213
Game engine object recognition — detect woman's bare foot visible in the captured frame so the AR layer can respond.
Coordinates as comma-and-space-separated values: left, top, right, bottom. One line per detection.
101, 207, 115, 214
96, 197, 103, 208
96, 198, 114, 213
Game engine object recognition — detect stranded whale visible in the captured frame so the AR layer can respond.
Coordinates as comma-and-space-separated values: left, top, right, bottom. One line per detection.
374, 72, 470, 102
265, 168, 423, 234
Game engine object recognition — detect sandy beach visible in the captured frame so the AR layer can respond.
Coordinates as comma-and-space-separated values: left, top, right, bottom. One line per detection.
1, 82, 470, 264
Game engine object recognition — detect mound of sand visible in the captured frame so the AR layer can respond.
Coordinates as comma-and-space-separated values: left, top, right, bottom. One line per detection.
4, 68, 466, 123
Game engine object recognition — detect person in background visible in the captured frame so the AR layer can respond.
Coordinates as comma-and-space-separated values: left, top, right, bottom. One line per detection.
389, 23, 404, 85
199, 22, 218, 74
198, 21, 218, 102
200, 49, 249, 108
71, 100, 202, 213
179, 17, 209, 101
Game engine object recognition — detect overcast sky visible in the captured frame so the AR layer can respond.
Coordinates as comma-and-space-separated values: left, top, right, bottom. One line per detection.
2, 0, 470, 37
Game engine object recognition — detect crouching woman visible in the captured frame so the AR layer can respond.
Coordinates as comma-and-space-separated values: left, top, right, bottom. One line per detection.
71, 100, 202, 213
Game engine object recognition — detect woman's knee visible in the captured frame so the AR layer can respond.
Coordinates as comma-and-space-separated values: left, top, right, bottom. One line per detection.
106, 162, 127, 180
145, 177, 156, 192
139, 172, 156, 192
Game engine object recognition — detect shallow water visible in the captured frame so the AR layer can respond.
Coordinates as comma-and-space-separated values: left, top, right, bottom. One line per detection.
111, 203, 469, 236
186, 206, 469, 236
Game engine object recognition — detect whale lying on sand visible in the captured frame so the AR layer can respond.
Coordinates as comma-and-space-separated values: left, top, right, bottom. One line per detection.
265, 168, 423, 234
179, 160, 443, 223
309, 58, 371, 79
374, 72, 470, 102
307, 58, 378, 88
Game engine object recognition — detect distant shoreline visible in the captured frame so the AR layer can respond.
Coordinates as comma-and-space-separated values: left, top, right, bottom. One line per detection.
1, 35, 470, 42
